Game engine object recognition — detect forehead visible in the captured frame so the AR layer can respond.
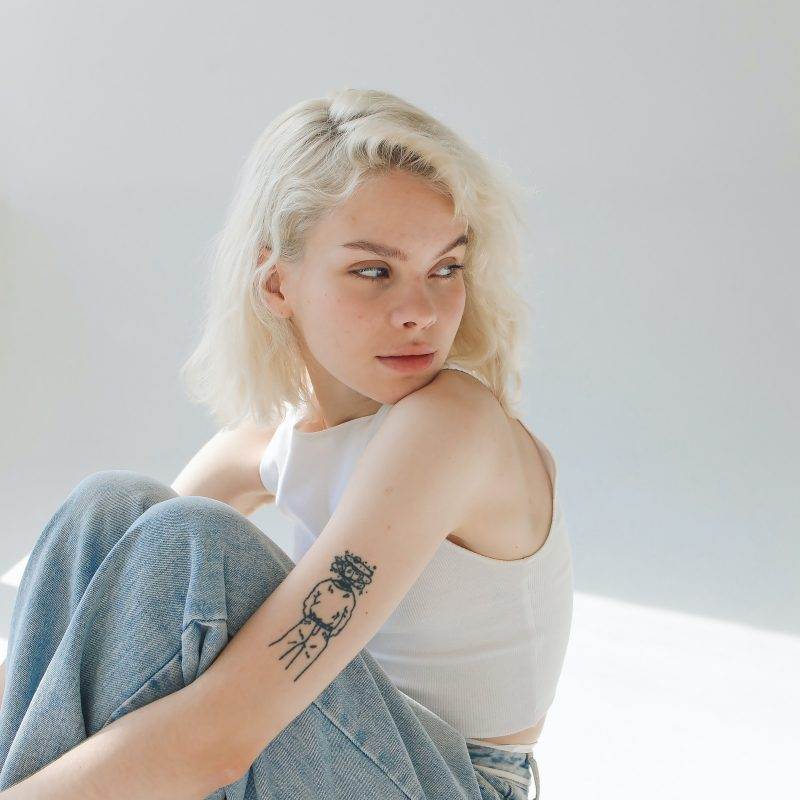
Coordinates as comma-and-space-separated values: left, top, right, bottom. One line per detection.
308, 172, 468, 252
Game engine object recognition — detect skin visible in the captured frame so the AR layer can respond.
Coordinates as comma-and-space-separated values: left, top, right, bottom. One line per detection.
261, 168, 470, 427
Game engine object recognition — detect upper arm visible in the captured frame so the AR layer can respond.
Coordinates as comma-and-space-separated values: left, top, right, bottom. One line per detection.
0, 380, 503, 783
170, 420, 278, 516
322, 373, 497, 554
188, 373, 502, 771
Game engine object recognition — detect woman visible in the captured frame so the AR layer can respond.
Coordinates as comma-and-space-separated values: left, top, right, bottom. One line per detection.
0, 88, 573, 799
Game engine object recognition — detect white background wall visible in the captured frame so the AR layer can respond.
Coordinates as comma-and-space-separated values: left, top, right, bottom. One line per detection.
1, 2, 797, 797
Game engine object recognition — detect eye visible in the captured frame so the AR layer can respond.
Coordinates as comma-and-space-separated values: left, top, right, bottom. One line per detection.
351, 264, 465, 282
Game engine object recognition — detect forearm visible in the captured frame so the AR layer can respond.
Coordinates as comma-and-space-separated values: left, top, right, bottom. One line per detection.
0, 678, 238, 800
185, 527, 435, 776
0, 513, 426, 797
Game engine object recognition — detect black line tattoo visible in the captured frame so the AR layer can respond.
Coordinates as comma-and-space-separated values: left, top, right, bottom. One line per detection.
268, 549, 377, 681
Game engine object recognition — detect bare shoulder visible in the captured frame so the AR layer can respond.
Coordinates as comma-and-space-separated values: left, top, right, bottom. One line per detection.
329, 370, 503, 543
423, 371, 557, 562
387, 368, 508, 466
365, 368, 512, 543
431, 367, 508, 425
407, 367, 504, 420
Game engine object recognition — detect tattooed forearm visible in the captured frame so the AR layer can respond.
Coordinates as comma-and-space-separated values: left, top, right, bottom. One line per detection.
267, 550, 377, 681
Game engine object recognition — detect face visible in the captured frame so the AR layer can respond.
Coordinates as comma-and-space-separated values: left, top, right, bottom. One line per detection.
261, 170, 469, 421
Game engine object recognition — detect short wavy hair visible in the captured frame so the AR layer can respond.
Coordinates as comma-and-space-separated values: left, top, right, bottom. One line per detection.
179, 87, 534, 430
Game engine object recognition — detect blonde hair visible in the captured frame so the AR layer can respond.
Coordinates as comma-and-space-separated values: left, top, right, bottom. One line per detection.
179, 88, 534, 430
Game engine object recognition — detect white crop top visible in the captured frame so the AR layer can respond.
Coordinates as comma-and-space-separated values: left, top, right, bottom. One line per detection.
258, 398, 574, 739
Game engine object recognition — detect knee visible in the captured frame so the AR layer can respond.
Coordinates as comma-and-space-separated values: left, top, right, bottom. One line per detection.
70, 469, 176, 511
147, 493, 240, 524
135, 495, 294, 576
135, 494, 253, 552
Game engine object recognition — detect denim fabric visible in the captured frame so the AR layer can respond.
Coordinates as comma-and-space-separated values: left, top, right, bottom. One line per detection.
465, 741, 539, 799
0, 470, 533, 799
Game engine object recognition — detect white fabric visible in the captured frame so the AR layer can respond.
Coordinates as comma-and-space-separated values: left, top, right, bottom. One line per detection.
259, 396, 574, 739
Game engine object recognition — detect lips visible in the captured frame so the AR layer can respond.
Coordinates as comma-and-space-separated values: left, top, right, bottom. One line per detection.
376, 352, 436, 373
378, 354, 432, 359
378, 346, 436, 357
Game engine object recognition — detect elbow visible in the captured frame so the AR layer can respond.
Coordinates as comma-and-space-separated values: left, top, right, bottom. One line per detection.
182, 723, 251, 793
180, 680, 256, 789
213, 728, 259, 787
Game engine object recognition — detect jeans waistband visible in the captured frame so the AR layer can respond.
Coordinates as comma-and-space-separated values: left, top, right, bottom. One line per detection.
465, 738, 539, 796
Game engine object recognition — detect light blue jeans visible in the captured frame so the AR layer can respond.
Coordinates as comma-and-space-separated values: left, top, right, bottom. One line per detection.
0, 470, 539, 799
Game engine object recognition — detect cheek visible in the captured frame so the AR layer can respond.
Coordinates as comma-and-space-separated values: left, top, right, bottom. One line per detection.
307, 290, 374, 345
442, 282, 467, 321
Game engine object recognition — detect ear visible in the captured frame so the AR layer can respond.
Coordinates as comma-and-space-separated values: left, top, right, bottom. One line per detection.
259, 247, 293, 319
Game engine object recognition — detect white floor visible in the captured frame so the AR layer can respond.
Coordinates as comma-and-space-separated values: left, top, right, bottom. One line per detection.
533, 593, 799, 799
2, 556, 797, 799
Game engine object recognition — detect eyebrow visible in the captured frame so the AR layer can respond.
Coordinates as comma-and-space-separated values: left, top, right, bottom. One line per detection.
340, 233, 469, 262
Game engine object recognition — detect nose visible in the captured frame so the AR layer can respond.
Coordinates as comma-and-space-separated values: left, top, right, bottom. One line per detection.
390, 283, 438, 330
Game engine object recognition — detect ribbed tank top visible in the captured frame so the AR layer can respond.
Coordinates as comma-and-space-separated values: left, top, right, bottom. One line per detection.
258, 398, 574, 740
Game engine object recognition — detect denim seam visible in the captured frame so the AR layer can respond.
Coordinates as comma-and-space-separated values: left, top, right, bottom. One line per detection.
181, 616, 229, 633
101, 643, 184, 728
312, 699, 418, 800
104, 617, 229, 726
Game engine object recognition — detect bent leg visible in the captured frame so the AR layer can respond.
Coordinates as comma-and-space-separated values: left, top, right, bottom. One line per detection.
0, 470, 178, 768
0, 471, 494, 799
